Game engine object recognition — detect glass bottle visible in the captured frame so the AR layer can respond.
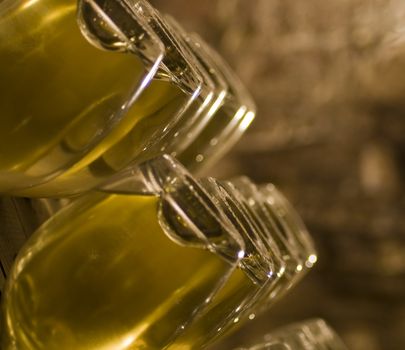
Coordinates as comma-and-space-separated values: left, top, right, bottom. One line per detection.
1, 0, 208, 196
1, 156, 244, 349
1, 155, 314, 350
1, 0, 256, 197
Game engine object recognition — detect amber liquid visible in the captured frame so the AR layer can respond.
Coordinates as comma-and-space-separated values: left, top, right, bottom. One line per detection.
0, 0, 189, 196
17, 80, 188, 197
1, 193, 233, 350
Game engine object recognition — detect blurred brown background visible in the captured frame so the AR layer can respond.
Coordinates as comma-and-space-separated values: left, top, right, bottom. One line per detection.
152, 1, 405, 349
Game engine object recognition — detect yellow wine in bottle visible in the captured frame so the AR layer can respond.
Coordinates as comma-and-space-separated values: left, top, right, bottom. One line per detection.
0, 0, 192, 196
1, 193, 233, 350
18, 79, 189, 197
0, 0, 146, 189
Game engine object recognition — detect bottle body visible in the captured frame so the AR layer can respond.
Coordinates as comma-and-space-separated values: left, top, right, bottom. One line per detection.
0, 0, 150, 191
1, 192, 235, 349
0, 155, 315, 349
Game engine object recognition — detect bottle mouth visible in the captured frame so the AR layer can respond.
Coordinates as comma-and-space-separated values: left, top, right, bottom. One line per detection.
146, 15, 256, 168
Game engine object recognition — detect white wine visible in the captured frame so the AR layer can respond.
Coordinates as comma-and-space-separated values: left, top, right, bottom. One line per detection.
1, 192, 235, 349
0, 0, 204, 197
17, 79, 190, 197
1, 156, 314, 350
0, 0, 147, 191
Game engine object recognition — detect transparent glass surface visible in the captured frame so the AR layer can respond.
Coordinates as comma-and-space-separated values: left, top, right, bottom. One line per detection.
121, 1, 405, 349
